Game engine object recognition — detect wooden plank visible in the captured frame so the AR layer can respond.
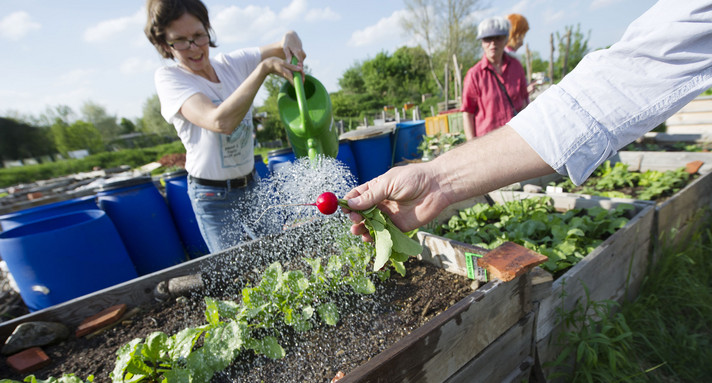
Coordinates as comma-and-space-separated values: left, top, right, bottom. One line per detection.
666, 111, 712, 125
676, 96, 712, 113
616, 151, 712, 174
642, 132, 711, 143
417, 232, 488, 285
445, 311, 536, 383
535, 203, 655, 375
342, 274, 532, 383
655, 171, 712, 254
488, 190, 653, 213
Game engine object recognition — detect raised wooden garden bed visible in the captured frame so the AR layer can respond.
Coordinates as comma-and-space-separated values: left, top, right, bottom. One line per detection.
421, 191, 656, 379
0, 220, 537, 382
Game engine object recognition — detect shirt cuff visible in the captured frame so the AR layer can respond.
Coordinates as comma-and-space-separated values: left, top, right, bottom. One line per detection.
508, 85, 616, 185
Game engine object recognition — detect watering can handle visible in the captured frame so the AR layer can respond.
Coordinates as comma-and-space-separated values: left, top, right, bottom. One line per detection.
291, 57, 309, 136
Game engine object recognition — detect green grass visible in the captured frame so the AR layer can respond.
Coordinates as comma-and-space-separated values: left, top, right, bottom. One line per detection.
621, 224, 712, 382
546, 214, 712, 382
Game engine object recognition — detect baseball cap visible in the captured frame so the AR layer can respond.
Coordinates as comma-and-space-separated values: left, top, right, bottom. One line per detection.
477, 17, 511, 39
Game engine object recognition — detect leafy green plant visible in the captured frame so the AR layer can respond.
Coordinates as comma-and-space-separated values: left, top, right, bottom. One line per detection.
545, 283, 654, 382
553, 161, 691, 201
431, 196, 631, 275
337, 199, 423, 276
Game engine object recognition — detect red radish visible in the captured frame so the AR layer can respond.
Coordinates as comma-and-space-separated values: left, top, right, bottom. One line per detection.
253, 192, 340, 224
314, 192, 338, 214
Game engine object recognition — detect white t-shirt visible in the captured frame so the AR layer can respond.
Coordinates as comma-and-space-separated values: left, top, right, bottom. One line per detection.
155, 47, 262, 180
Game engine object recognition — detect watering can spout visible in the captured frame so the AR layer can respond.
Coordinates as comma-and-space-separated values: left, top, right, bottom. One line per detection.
278, 58, 338, 161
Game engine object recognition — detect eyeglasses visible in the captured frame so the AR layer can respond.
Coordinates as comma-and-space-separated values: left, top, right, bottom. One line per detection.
481, 35, 506, 44
167, 34, 210, 50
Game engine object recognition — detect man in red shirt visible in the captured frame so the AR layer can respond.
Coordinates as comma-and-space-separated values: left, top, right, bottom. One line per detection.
461, 16, 529, 139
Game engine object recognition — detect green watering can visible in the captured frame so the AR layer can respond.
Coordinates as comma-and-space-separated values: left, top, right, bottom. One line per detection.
277, 58, 339, 161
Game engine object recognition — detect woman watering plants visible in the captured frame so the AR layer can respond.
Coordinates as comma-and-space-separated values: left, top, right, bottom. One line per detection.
461, 16, 529, 140
145, 0, 306, 253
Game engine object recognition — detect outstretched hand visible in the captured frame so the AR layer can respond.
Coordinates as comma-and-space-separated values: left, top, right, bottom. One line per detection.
342, 162, 452, 242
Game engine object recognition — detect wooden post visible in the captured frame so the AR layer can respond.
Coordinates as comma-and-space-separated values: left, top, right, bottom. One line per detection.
453, 54, 462, 107
444, 62, 450, 111
562, 28, 572, 78
548, 33, 555, 84
525, 43, 532, 84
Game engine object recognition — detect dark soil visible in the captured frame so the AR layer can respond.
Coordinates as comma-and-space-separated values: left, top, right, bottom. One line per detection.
0, 258, 475, 382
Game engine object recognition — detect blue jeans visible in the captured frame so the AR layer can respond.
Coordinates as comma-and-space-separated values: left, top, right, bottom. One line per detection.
188, 176, 258, 254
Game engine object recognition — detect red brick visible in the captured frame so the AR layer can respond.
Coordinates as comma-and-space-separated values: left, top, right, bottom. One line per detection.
26, 192, 43, 201
477, 242, 548, 282
685, 160, 704, 175
75, 304, 127, 337
6, 347, 51, 374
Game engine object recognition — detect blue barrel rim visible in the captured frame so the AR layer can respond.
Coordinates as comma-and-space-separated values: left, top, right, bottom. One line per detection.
96, 176, 153, 192
0, 209, 107, 240
0, 195, 97, 222
161, 168, 188, 180
268, 147, 294, 156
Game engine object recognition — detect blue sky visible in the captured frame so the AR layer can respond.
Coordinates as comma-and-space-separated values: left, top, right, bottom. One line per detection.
0, 0, 656, 121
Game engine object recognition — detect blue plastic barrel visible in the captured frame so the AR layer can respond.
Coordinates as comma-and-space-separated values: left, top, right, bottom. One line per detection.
267, 147, 297, 175
345, 128, 393, 184
393, 120, 426, 163
96, 176, 186, 275
162, 169, 209, 259
254, 154, 270, 179
0, 210, 138, 311
0, 195, 98, 232
336, 139, 359, 181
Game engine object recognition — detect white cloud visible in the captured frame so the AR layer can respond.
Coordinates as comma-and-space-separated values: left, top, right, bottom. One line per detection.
543, 9, 565, 23
305, 7, 340, 23
590, 0, 622, 11
54, 69, 96, 88
212, 5, 280, 43
84, 8, 144, 43
212, 0, 341, 44
0, 11, 41, 41
120, 57, 161, 75
348, 10, 409, 48
278, 0, 308, 22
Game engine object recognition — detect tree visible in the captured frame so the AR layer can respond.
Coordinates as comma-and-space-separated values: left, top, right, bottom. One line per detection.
142, 94, 175, 136
401, 0, 482, 97
255, 74, 288, 143
50, 119, 104, 156
0, 117, 55, 161
81, 101, 120, 142
119, 118, 137, 135
555, 24, 590, 80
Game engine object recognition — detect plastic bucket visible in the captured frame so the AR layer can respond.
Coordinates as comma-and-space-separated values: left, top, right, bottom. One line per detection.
336, 139, 359, 181
96, 176, 186, 275
0, 210, 137, 311
344, 127, 393, 184
162, 169, 209, 259
267, 147, 297, 175
254, 154, 270, 179
0, 195, 98, 232
393, 120, 426, 163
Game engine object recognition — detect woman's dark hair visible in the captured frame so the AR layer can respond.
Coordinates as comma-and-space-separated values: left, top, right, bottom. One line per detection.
144, 0, 217, 59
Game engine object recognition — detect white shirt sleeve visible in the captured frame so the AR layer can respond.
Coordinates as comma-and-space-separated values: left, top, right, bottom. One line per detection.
509, 0, 712, 185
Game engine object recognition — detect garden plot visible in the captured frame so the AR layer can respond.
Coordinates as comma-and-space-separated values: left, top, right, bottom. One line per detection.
0, 218, 535, 383
421, 191, 655, 379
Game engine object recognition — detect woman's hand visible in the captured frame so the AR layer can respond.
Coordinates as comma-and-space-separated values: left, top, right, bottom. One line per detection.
282, 31, 306, 65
